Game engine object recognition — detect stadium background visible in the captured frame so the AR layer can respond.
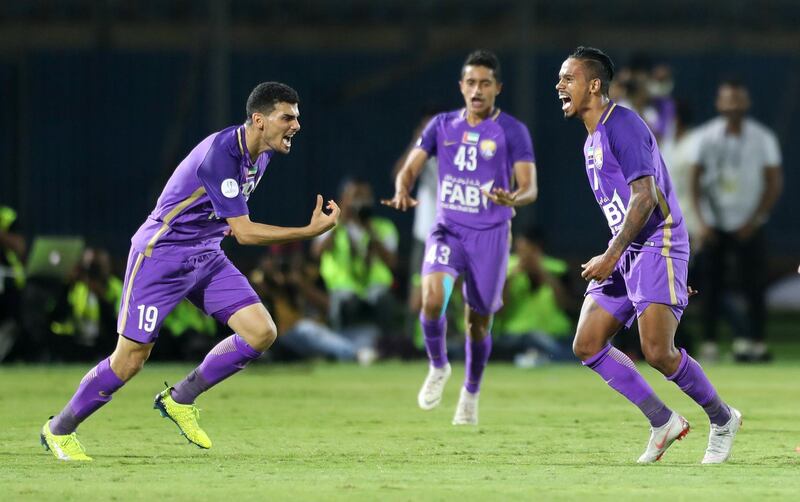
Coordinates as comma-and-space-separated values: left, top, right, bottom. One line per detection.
2, 2, 799, 499
1, 0, 798, 268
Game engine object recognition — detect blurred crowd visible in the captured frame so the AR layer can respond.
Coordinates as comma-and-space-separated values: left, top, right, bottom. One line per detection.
0, 54, 793, 365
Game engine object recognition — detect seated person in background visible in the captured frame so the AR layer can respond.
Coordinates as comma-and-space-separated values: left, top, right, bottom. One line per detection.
50, 248, 122, 360
493, 226, 577, 365
156, 300, 218, 362
312, 178, 400, 338
0, 204, 26, 361
251, 246, 376, 365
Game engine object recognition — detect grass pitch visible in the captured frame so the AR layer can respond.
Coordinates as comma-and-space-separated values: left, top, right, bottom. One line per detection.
1, 361, 798, 501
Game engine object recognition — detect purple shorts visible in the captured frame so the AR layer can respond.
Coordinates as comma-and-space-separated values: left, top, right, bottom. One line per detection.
422, 221, 510, 316
117, 248, 260, 343
586, 250, 688, 328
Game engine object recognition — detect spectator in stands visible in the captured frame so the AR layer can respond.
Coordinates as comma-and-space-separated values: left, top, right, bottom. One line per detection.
493, 226, 576, 365
0, 204, 26, 361
312, 178, 400, 336
661, 99, 701, 241
690, 79, 783, 362
157, 300, 218, 361
611, 56, 676, 144
50, 248, 122, 360
251, 247, 376, 364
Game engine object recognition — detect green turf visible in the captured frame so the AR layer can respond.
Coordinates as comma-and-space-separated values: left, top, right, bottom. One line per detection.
1, 362, 798, 501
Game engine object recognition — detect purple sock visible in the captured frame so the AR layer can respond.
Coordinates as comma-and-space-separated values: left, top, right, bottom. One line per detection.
464, 335, 492, 393
584, 344, 673, 428
421, 314, 448, 369
50, 357, 125, 435
667, 347, 731, 426
171, 334, 262, 405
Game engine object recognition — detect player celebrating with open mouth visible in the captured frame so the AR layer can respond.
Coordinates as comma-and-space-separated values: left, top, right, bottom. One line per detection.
383, 50, 538, 425
557, 46, 741, 463
41, 82, 340, 461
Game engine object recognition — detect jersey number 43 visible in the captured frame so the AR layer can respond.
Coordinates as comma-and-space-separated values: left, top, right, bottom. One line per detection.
425, 244, 451, 265
454, 145, 477, 172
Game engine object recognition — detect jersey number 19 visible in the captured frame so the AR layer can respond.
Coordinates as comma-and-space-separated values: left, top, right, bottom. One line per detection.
137, 305, 159, 333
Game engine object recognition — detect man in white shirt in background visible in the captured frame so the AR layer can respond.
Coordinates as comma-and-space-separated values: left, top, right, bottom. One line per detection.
661, 100, 700, 240
690, 79, 783, 362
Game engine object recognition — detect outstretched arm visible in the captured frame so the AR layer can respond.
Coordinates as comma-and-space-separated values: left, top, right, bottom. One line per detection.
228, 195, 340, 246
380, 148, 428, 211
482, 161, 538, 207
581, 176, 657, 282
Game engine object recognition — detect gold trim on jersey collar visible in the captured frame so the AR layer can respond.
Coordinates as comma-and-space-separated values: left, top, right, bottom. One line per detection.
601, 102, 617, 125
236, 127, 245, 156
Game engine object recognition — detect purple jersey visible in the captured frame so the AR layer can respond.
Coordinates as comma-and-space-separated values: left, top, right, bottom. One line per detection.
417, 108, 534, 230
131, 125, 273, 259
584, 102, 689, 261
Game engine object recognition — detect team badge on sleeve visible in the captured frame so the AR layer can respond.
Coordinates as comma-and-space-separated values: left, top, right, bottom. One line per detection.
221, 179, 240, 198
479, 139, 497, 160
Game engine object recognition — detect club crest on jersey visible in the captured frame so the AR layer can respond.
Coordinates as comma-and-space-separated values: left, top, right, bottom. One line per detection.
593, 147, 604, 169
462, 131, 480, 145
479, 139, 497, 160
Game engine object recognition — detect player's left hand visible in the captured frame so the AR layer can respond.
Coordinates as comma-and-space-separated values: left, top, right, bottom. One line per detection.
580, 252, 618, 282
482, 187, 518, 207
308, 195, 341, 236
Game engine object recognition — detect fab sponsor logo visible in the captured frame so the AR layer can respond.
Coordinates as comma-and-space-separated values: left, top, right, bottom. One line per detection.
440, 174, 495, 213
599, 189, 626, 234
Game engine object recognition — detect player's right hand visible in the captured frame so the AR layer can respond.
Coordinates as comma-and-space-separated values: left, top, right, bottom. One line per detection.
309, 194, 340, 235
380, 191, 418, 212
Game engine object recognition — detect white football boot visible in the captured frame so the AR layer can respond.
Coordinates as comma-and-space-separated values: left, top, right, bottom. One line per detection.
637, 412, 691, 463
702, 407, 742, 464
417, 363, 452, 410
452, 387, 479, 425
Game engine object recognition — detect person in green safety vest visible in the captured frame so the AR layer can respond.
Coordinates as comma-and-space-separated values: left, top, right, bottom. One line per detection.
50, 248, 123, 360
493, 226, 578, 365
312, 178, 400, 340
0, 205, 26, 361
157, 299, 219, 361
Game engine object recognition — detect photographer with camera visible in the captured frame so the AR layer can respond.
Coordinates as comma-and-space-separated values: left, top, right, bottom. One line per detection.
312, 178, 399, 346
50, 248, 122, 360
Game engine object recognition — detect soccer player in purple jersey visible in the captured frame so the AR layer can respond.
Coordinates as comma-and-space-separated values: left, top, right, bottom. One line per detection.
40, 82, 340, 461
383, 50, 538, 425
556, 47, 741, 463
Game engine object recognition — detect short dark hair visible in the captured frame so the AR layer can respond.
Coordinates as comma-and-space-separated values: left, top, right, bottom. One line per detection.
338, 175, 371, 196
462, 49, 502, 82
515, 224, 546, 247
569, 46, 615, 96
718, 77, 747, 91
246, 82, 299, 122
